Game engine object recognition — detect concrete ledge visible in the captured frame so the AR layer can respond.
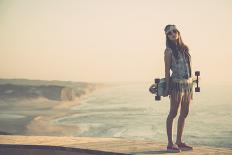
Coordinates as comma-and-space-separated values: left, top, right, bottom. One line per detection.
0, 144, 130, 155
0, 135, 231, 155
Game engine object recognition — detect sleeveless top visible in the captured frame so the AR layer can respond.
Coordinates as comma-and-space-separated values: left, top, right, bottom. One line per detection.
165, 47, 192, 80
165, 47, 194, 100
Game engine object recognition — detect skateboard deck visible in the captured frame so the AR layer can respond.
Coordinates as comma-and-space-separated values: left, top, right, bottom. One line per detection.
149, 71, 200, 101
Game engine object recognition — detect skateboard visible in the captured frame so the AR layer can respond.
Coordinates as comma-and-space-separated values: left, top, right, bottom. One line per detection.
149, 71, 200, 101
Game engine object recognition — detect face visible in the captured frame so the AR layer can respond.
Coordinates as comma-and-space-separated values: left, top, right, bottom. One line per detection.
167, 29, 179, 41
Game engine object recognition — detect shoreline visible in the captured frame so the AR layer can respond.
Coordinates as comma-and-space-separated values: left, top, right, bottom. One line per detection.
0, 83, 101, 136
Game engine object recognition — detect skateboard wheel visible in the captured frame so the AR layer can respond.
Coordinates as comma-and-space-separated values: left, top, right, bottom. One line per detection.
195, 87, 200, 92
155, 78, 160, 84
149, 87, 156, 94
155, 95, 161, 101
195, 71, 200, 76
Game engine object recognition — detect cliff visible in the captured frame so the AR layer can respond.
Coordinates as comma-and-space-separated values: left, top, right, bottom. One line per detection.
0, 79, 98, 101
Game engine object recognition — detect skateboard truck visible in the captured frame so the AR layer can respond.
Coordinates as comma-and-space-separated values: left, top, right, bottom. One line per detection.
149, 78, 167, 101
194, 71, 200, 92
148, 78, 161, 100
154, 78, 161, 101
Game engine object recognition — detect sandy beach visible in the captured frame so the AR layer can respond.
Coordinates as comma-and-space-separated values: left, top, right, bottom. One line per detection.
0, 79, 101, 136
1, 96, 98, 136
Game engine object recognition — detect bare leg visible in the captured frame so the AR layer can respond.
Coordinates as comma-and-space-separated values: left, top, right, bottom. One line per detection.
166, 90, 182, 146
176, 92, 191, 144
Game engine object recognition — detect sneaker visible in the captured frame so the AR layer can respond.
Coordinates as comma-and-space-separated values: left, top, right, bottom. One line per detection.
167, 144, 181, 153
176, 142, 193, 151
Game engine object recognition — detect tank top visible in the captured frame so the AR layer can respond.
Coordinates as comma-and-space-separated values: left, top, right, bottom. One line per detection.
166, 47, 192, 81
165, 47, 194, 100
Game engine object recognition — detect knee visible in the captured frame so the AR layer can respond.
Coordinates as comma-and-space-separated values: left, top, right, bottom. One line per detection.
180, 110, 189, 119
168, 111, 178, 119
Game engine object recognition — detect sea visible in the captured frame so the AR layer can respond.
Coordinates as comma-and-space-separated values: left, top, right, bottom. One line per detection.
53, 81, 232, 149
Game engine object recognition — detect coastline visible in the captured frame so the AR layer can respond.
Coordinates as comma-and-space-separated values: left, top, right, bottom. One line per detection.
1, 82, 231, 151
0, 83, 102, 136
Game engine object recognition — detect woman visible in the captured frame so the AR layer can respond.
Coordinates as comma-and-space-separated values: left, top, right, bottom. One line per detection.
164, 24, 193, 152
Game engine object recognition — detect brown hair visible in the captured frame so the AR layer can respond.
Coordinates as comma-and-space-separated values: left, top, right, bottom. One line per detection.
164, 24, 191, 63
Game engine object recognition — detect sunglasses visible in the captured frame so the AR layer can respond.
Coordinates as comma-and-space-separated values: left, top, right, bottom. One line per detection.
167, 29, 178, 35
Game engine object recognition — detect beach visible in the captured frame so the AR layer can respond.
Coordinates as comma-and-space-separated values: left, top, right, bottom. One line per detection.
0, 79, 100, 135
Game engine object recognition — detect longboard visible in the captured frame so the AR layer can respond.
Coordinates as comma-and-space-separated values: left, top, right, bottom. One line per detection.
149, 71, 200, 101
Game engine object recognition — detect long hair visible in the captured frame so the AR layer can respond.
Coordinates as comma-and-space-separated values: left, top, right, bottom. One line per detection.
165, 25, 191, 63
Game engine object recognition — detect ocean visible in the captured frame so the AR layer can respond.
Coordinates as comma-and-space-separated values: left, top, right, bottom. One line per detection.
53, 82, 232, 149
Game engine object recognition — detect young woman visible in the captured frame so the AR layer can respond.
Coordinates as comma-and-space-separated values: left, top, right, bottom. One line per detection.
164, 25, 193, 152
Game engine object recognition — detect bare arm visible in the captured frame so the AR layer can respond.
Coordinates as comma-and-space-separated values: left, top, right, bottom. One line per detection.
164, 49, 172, 89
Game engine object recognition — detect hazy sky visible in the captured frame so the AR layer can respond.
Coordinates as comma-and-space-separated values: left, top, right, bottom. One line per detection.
0, 0, 231, 83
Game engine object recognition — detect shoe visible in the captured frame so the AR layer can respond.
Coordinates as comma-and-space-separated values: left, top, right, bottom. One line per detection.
176, 142, 193, 151
167, 144, 181, 153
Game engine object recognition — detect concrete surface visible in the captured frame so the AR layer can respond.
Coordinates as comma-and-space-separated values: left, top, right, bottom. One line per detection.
0, 135, 231, 155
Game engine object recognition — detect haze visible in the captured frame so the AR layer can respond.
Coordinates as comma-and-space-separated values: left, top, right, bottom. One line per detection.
0, 0, 231, 84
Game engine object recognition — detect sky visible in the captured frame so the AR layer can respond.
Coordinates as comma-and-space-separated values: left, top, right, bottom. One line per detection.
0, 0, 231, 84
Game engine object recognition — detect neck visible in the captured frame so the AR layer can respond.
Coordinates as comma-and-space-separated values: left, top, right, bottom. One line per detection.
171, 40, 177, 45
170, 40, 178, 47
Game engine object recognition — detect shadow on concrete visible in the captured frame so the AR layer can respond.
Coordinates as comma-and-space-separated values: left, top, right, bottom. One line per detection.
0, 144, 131, 155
